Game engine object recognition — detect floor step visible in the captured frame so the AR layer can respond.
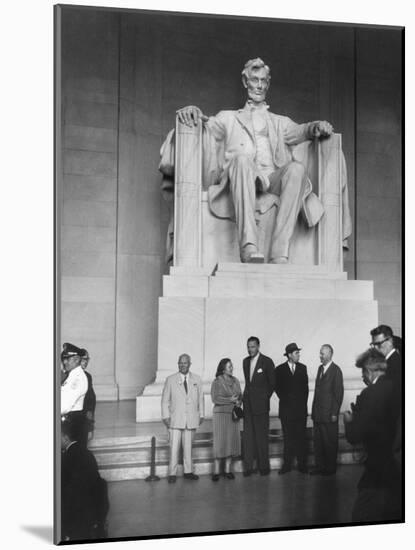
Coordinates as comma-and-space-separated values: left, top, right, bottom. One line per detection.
90, 428, 365, 482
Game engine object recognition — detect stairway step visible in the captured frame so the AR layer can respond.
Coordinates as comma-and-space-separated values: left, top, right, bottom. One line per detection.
90, 430, 364, 481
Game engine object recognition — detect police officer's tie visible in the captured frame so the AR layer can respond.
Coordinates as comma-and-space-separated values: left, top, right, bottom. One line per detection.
184, 375, 188, 394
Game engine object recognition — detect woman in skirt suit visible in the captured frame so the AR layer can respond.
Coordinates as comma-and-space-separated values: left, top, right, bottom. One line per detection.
210, 358, 242, 480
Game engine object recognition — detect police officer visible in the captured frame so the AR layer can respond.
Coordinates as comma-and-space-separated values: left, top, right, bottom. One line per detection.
61, 343, 88, 446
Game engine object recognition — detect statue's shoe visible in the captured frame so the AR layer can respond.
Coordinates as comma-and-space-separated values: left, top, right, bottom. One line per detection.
240, 244, 264, 263
270, 256, 288, 264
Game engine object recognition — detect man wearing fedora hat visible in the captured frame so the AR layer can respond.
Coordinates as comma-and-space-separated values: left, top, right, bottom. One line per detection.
275, 343, 309, 474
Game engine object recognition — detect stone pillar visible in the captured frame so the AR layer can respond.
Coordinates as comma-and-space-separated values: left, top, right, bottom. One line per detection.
173, 118, 203, 267
318, 134, 343, 272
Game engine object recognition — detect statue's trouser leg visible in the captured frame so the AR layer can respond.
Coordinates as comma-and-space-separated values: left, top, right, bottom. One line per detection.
227, 155, 258, 249
268, 161, 306, 260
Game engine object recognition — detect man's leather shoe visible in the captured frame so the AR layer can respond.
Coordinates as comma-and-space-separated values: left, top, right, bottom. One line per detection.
167, 475, 176, 483
298, 466, 308, 474
243, 469, 254, 477
225, 472, 235, 480
259, 469, 270, 476
211, 474, 220, 481
278, 466, 292, 475
322, 470, 336, 476
184, 473, 199, 480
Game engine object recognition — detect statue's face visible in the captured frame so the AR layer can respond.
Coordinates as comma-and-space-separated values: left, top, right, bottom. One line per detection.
244, 67, 270, 104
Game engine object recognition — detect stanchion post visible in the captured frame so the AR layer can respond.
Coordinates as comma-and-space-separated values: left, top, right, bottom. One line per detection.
145, 436, 160, 482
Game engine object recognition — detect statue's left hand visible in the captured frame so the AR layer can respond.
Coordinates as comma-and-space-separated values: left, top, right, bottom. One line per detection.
312, 120, 334, 138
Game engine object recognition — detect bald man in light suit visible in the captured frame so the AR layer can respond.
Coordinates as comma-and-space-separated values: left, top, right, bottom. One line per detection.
161, 354, 205, 483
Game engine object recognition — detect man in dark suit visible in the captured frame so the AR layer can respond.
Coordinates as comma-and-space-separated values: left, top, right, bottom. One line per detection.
242, 336, 275, 476
370, 325, 402, 389
275, 342, 309, 474
370, 325, 402, 506
310, 344, 344, 475
344, 348, 401, 522
80, 348, 97, 445
61, 418, 109, 541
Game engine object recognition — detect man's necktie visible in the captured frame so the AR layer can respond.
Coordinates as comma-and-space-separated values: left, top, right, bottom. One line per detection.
184, 376, 188, 394
319, 365, 324, 379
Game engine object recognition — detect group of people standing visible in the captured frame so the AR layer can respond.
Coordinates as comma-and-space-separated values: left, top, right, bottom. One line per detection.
161, 325, 402, 523
161, 336, 345, 482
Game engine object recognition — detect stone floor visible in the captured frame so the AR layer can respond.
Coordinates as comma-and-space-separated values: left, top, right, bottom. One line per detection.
106, 464, 362, 539
88, 401, 373, 540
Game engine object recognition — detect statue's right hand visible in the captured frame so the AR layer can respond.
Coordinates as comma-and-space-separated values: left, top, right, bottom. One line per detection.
176, 105, 208, 127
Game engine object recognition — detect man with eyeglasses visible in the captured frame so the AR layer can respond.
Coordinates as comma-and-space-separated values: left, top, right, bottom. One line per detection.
370, 325, 402, 495
344, 348, 401, 522
370, 325, 401, 387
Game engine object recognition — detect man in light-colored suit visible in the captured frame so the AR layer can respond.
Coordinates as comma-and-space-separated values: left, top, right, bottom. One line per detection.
310, 344, 344, 475
161, 354, 205, 483
174, 58, 351, 263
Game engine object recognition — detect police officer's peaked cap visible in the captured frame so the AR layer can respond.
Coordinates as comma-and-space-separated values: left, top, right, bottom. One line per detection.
61, 342, 83, 358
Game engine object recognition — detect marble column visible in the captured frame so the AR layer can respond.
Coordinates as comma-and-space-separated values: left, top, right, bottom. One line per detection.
173, 119, 203, 267
318, 134, 343, 272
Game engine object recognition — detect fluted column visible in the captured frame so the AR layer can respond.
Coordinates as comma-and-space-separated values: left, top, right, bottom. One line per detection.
173, 117, 203, 267
317, 133, 343, 272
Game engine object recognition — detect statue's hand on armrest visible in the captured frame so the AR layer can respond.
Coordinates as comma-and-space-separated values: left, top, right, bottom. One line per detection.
176, 105, 209, 127
311, 120, 334, 138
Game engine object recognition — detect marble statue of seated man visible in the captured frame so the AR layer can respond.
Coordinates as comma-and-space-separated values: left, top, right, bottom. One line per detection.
160, 57, 351, 264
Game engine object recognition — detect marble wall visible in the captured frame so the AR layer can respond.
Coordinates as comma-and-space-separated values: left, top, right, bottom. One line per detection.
60, 8, 119, 399
59, 7, 402, 400
355, 28, 402, 335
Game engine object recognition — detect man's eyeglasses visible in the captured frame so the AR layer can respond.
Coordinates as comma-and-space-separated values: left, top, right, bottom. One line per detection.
370, 337, 391, 348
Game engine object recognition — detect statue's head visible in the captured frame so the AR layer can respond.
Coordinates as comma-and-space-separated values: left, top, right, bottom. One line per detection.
241, 58, 271, 104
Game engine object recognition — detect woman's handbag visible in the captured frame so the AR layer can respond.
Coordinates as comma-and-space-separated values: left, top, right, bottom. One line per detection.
232, 405, 244, 421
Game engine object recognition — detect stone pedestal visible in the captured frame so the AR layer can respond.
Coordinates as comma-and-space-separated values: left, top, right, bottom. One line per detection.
136, 263, 378, 421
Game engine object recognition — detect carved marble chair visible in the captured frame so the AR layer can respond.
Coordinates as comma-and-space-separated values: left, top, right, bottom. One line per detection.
163, 116, 348, 273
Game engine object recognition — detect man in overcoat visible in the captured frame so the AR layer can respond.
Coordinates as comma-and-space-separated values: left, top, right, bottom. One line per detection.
344, 348, 401, 522
310, 344, 344, 475
275, 342, 309, 474
242, 336, 275, 476
161, 354, 205, 483
61, 418, 109, 541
